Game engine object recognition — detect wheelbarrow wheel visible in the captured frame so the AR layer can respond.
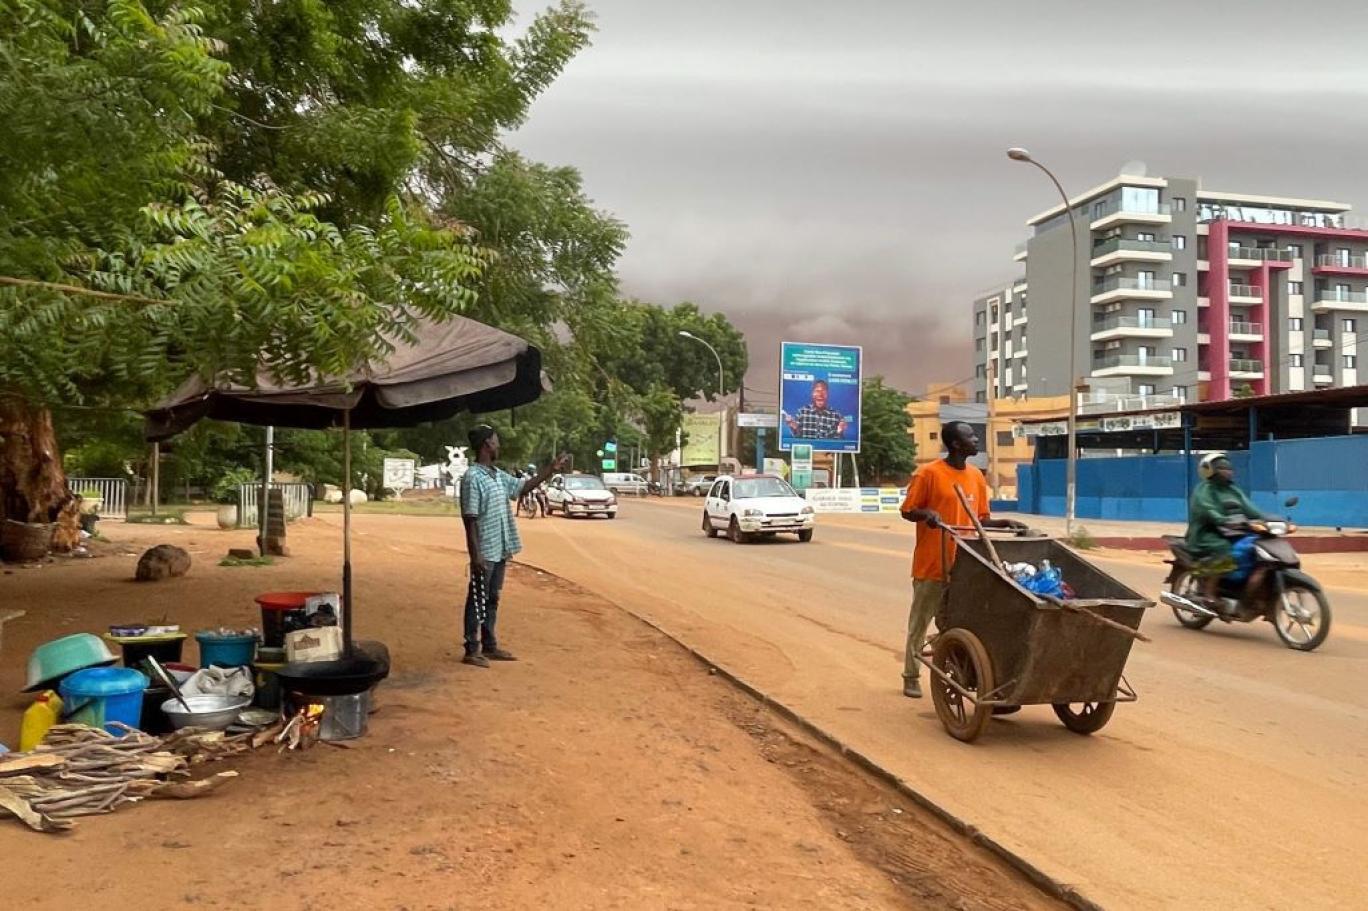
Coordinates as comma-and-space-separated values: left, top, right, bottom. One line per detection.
930, 629, 995, 743
1052, 701, 1116, 735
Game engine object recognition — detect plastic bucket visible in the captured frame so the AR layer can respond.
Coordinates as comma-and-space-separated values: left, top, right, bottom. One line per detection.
59, 667, 148, 734
196, 633, 258, 668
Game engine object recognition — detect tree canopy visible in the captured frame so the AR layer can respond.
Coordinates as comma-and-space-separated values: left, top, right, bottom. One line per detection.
856, 377, 916, 484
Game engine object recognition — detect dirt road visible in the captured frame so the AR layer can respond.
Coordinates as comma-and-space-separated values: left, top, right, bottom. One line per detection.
0, 516, 1060, 911
478, 498, 1368, 910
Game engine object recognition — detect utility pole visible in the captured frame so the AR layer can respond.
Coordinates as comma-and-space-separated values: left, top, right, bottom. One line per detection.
986, 361, 999, 499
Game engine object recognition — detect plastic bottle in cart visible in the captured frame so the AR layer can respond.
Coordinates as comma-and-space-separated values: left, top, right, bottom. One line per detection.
20, 690, 62, 752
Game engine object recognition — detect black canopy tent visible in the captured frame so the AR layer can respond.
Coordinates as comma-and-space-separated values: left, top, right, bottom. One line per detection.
144, 316, 545, 653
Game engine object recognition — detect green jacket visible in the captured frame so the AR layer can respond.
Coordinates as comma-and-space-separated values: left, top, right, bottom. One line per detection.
1185, 479, 1262, 557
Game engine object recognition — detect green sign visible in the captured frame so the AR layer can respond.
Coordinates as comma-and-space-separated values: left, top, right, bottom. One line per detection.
601, 458, 616, 470
790, 443, 813, 490
604, 441, 618, 453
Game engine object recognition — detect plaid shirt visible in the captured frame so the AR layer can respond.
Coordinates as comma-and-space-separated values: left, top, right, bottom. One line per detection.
790, 405, 845, 439
460, 464, 525, 562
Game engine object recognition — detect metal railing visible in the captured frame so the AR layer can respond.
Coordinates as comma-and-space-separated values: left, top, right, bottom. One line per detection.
1077, 392, 1182, 414
1091, 316, 1172, 332
1229, 247, 1294, 262
1314, 328, 1332, 341
1093, 354, 1173, 370
1229, 358, 1263, 373
1315, 253, 1368, 269
1091, 277, 1172, 296
67, 478, 128, 519
1090, 202, 1171, 221
1091, 237, 1172, 257
1228, 283, 1261, 298
1316, 288, 1368, 304
1313, 365, 1334, 379
237, 482, 313, 529
1228, 321, 1263, 335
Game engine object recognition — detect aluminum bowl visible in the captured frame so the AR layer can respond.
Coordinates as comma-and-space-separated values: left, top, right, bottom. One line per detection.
160, 694, 250, 731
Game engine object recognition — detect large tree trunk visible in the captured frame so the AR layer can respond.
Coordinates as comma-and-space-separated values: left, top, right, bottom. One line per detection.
0, 395, 78, 552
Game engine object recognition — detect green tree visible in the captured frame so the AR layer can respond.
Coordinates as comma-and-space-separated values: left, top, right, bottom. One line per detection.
857, 377, 916, 484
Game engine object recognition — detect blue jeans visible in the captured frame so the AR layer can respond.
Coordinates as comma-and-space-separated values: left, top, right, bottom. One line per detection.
464, 560, 507, 655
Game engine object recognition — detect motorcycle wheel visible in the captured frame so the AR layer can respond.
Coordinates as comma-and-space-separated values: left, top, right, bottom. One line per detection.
1273, 582, 1331, 651
1168, 572, 1214, 630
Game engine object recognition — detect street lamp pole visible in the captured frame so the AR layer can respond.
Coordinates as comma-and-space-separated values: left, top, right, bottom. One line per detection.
1008, 147, 1079, 536
678, 330, 726, 470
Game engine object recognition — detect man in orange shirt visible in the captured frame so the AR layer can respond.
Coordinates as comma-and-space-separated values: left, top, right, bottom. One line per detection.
899, 421, 1024, 698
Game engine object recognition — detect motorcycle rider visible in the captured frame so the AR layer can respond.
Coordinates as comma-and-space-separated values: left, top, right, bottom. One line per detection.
1185, 453, 1262, 606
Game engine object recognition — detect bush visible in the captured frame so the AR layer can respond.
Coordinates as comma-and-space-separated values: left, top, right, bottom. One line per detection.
1069, 524, 1097, 550
211, 467, 257, 504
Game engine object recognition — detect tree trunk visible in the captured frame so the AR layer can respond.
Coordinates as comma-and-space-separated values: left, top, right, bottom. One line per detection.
0, 395, 77, 552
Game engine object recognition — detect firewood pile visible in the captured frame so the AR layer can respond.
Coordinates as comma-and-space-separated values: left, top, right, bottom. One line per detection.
0, 721, 283, 833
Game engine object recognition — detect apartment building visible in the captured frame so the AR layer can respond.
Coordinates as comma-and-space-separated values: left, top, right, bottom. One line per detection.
973, 170, 1368, 407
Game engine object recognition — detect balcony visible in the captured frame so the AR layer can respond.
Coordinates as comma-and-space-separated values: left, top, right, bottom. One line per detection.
1229, 247, 1294, 264
1313, 365, 1334, 383
1314, 253, 1368, 273
1090, 237, 1174, 267
1312, 289, 1368, 313
1229, 358, 1264, 377
1313, 328, 1333, 347
1013, 242, 1028, 263
1078, 391, 1182, 415
1090, 316, 1174, 341
1228, 283, 1262, 303
1090, 276, 1173, 305
1092, 354, 1174, 378
1089, 202, 1172, 230
1229, 320, 1263, 340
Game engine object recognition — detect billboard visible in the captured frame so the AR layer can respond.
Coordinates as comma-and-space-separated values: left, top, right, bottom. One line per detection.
778, 342, 862, 453
382, 458, 416, 492
680, 411, 722, 466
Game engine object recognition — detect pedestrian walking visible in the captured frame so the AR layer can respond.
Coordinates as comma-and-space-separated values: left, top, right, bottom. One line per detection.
898, 421, 1024, 697
459, 423, 568, 667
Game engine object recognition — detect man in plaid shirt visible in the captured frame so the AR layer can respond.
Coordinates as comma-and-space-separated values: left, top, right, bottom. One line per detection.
459, 424, 568, 667
785, 380, 848, 439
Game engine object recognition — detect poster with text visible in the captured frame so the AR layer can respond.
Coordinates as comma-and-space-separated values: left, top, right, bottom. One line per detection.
778, 342, 862, 453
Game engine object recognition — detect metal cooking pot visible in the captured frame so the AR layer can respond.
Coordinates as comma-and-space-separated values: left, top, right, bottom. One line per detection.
274, 656, 388, 696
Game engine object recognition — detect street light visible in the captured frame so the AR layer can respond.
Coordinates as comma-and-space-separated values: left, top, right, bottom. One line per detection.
1007, 147, 1080, 536
678, 330, 726, 471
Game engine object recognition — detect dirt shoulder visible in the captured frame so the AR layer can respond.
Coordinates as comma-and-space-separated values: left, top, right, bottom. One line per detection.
0, 518, 1061, 911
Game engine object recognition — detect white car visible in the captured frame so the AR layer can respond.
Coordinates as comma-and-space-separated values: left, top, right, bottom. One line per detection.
702, 474, 815, 543
546, 474, 618, 519
603, 472, 650, 496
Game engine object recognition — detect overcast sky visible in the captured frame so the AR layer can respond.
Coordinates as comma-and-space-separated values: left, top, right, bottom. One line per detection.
509, 0, 1368, 400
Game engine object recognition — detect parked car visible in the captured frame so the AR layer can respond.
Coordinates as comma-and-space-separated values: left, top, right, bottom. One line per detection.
678, 474, 716, 497
603, 472, 650, 496
702, 474, 815, 543
546, 474, 618, 518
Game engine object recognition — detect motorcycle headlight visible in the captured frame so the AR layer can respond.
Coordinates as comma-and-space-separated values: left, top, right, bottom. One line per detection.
742, 508, 764, 518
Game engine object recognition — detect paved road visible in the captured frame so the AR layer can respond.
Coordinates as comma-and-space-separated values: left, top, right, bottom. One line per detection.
488, 499, 1368, 910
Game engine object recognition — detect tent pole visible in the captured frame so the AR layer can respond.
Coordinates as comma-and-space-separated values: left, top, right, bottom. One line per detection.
342, 410, 354, 656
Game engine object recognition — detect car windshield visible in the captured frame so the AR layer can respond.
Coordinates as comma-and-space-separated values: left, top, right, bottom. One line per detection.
733, 478, 796, 499
565, 476, 606, 490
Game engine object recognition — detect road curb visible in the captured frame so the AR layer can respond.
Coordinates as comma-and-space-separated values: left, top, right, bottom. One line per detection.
518, 557, 1106, 911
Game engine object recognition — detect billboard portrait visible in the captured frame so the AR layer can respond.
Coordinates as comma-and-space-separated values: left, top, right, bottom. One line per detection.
778, 342, 862, 453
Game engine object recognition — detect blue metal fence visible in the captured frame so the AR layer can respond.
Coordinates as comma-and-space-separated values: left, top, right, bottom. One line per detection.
1018, 435, 1368, 527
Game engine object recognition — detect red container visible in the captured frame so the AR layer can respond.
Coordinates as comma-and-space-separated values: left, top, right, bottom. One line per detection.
255, 591, 314, 648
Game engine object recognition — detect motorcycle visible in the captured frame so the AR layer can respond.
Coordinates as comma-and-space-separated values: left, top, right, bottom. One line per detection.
1159, 497, 1331, 651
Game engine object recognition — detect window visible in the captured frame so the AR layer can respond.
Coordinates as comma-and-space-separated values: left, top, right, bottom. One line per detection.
1290, 354, 1304, 367
1138, 384, 1157, 397
1173, 386, 1187, 403
990, 305, 999, 322
1344, 319, 1358, 333
1137, 307, 1157, 326
1287, 244, 1303, 259
929, 432, 939, 441
1172, 235, 1187, 251
1336, 283, 1351, 300
997, 431, 1014, 447
1289, 318, 1303, 331
1337, 248, 1352, 266
1137, 270, 1157, 289
975, 311, 984, 326
1137, 231, 1157, 242
1172, 272, 1187, 287
975, 364, 986, 378
1345, 355, 1358, 369
1172, 197, 1187, 212
974, 392, 985, 403
1121, 186, 1160, 213
1289, 281, 1303, 295
1139, 345, 1158, 361
975, 338, 984, 351
1172, 347, 1188, 362
1171, 309, 1187, 325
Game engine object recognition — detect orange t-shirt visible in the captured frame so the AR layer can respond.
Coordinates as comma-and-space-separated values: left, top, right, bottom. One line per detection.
901, 459, 990, 581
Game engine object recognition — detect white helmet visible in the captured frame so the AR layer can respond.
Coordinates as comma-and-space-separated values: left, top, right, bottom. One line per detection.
1197, 452, 1228, 480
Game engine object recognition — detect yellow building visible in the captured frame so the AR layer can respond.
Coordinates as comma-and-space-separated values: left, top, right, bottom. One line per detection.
906, 383, 1068, 498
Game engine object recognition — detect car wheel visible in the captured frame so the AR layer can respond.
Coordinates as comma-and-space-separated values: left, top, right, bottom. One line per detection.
798, 529, 813, 543
703, 512, 718, 538
728, 517, 749, 544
